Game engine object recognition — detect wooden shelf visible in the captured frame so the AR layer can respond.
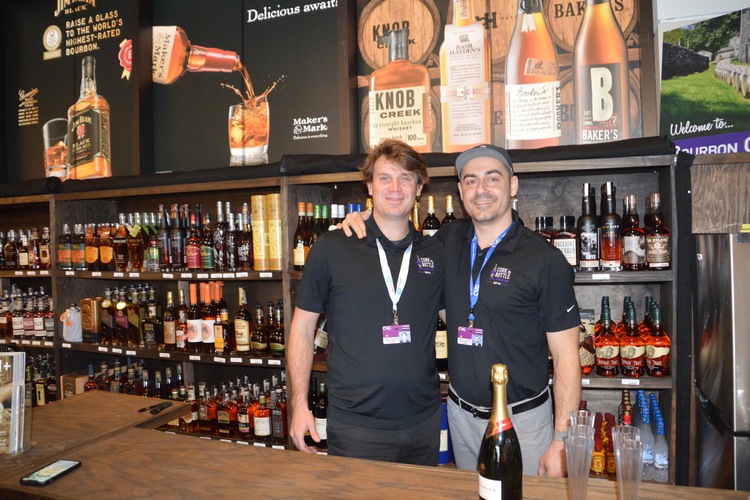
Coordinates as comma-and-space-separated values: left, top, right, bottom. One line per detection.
0, 338, 55, 348
53, 269, 283, 281
59, 341, 286, 369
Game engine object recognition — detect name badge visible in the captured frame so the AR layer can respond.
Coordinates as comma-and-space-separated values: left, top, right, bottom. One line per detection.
383, 324, 411, 345
458, 326, 483, 347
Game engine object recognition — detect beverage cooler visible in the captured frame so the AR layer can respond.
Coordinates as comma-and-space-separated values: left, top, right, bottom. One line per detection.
694, 232, 750, 491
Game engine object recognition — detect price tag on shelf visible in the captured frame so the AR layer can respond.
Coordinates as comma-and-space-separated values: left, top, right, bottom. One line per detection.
65, 271, 75, 276
197, 273, 209, 279
259, 272, 273, 278
253, 442, 265, 447
44, 341, 54, 347
222, 273, 235, 279
271, 445, 285, 450
189, 355, 201, 361
92, 271, 102, 277
235, 272, 248, 278
250, 358, 262, 365
21, 340, 30, 345
622, 379, 640, 386
210, 273, 223, 279
159, 353, 171, 358
128, 272, 140, 278
62, 342, 71, 348
220, 439, 232, 443
14, 271, 23, 276
26, 271, 36, 276
114, 272, 124, 277
112, 348, 123, 354
162, 273, 174, 279
268, 359, 281, 366
32, 340, 41, 346
126, 350, 136, 356
230, 357, 243, 363
213, 357, 226, 363
200, 436, 212, 440
592, 274, 611, 280
236, 441, 249, 446
97, 346, 108, 352
582, 378, 590, 385
40, 270, 49, 275
180, 273, 193, 279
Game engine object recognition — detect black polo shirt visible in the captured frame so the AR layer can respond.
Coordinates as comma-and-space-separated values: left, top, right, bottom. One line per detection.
437, 211, 579, 407
296, 216, 445, 429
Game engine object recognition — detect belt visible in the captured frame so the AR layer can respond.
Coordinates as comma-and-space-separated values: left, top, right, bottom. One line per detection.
448, 386, 549, 419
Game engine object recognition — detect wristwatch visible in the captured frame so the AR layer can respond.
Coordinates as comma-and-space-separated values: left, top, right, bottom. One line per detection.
553, 431, 568, 441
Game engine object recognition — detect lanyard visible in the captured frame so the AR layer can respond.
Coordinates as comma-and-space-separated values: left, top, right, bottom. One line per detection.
376, 238, 412, 325
468, 223, 513, 326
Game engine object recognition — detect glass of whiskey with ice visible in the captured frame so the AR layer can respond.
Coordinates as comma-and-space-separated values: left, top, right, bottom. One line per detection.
42, 118, 69, 179
228, 97, 269, 166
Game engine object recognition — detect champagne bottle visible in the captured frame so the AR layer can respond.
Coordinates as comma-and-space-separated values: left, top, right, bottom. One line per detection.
505, 0, 561, 149
573, 0, 629, 144
478, 364, 522, 500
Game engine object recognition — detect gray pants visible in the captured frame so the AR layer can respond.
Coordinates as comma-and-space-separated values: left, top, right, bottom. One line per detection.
447, 387, 553, 474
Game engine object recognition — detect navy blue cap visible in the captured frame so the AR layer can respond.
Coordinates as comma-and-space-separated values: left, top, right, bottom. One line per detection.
455, 144, 514, 178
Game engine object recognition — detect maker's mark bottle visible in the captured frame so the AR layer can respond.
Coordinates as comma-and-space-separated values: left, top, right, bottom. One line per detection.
478, 364, 522, 500
67, 56, 111, 180
152, 26, 241, 84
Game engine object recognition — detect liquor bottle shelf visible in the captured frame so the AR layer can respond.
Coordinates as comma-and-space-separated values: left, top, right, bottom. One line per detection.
0, 269, 52, 278
59, 341, 286, 368
573, 270, 673, 284
54, 269, 283, 281
158, 427, 289, 450
0, 338, 55, 348
577, 373, 672, 390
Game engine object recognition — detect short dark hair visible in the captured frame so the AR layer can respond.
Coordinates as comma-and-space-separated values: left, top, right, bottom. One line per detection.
360, 139, 429, 186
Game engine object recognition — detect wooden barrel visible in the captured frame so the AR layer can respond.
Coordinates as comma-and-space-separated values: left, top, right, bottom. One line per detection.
542, 0, 638, 54
445, 0, 518, 81
358, 0, 441, 72
559, 68, 641, 144
360, 87, 442, 151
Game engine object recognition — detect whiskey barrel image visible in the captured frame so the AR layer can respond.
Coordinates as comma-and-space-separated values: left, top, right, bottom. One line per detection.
358, 0, 441, 71
542, 0, 638, 53
445, 0, 518, 81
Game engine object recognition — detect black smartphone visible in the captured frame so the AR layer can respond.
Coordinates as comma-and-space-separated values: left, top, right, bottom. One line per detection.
20, 459, 81, 486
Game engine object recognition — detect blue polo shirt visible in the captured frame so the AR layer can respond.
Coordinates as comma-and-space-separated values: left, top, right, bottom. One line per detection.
297, 216, 445, 429
437, 211, 580, 407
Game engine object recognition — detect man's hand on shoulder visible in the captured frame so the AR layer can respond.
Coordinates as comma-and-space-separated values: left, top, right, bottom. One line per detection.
339, 209, 371, 239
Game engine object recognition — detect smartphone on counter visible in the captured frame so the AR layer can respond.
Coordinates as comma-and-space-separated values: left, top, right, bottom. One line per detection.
20, 459, 81, 486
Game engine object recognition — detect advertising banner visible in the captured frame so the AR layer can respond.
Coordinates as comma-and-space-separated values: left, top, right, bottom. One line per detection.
660, 9, 750, 155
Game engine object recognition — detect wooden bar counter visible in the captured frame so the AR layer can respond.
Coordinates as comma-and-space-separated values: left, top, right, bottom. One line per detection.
1, 393, 747, 499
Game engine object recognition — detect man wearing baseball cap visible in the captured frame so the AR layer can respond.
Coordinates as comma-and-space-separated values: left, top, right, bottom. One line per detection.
439, 144, 580, 477
341, 143, 581, 477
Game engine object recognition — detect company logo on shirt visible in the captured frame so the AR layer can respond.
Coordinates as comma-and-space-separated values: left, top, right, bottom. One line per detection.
489, 265, 511, 286
415, 255, 435, 275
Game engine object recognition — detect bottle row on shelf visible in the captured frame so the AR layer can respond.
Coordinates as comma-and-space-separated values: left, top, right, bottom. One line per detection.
1, 285, 55, 342
1, 227, 52, 270
575, 295, 671, 379
585, 389, 669, 483
25, 353, 58, 407
72, 282, 285, 359
78, 358, 291, 446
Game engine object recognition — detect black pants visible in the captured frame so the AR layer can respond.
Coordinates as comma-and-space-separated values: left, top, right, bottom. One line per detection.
327, 404, 442, 466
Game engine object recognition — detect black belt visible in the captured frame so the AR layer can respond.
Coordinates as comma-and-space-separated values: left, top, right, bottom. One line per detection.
448, 387, 549, 419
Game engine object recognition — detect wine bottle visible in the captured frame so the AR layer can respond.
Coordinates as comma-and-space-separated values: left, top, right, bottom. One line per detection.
422, 196, 441, 236
478, 364, 522, 500
576, 183, 599, 272
439, 0, 492, 152
442, 195, 457, 225
505, 0, 561, 149
292, 201, 310, 271
435, 315, 448, 372
573, 0, 629, 144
